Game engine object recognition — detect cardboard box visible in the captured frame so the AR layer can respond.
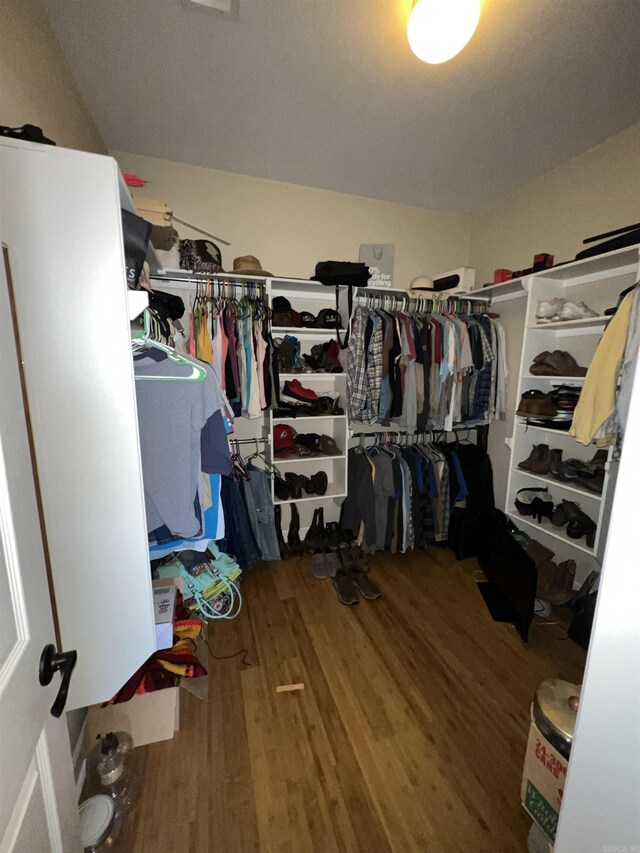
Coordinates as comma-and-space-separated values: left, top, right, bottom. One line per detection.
521, 714, 569, 843
85, 686, 180, 749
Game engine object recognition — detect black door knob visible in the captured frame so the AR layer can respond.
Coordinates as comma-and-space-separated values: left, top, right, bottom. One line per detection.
39, 644, 77, 718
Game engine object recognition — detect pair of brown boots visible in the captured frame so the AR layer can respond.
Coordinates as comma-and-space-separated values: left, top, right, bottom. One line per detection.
518, 444, 561, 475
526, 539, 576, 605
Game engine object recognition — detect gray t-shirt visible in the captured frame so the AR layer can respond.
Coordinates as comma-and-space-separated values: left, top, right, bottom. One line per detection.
134, 352, 216, 537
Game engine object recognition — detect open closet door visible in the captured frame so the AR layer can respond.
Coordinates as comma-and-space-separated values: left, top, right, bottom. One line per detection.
0, 139, 156, 710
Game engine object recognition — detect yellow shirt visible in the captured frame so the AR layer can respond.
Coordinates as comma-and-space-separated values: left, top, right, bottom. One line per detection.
569, 293, 634, 445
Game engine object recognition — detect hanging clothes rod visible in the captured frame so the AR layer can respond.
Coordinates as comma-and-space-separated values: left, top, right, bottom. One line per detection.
353, 290, 490, 314
351, 426, 483, 439
230, 437, 269, 445
150, 272, 266, 289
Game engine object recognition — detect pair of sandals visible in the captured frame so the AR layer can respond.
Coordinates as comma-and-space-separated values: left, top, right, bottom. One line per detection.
275, 471, 328, 501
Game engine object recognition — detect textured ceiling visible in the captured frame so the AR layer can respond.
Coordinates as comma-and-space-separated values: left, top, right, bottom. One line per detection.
44, 0, 640, 213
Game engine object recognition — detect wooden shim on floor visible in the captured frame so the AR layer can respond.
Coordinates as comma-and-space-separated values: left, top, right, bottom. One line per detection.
276, 683, 304, 693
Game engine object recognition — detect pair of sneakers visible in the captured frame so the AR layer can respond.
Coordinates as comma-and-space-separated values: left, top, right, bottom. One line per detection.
536, 298, 598, 323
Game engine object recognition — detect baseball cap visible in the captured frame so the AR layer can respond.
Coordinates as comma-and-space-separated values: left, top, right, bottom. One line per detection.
274, 424, 297, 457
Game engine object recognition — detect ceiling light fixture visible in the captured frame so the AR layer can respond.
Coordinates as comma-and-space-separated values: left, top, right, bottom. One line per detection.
407, 0, 481, 65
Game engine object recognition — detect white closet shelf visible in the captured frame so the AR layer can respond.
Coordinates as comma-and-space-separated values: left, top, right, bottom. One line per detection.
475, 277, 527, 302
512, 468, 603, 501
274, 454, 344, 464
527, 316, 610, 331
274, 489, 347, 505
515, 420, 578, 437
273, 415, 347, 423
272, 327, 338, 336
533, 244, 639, 284
279, 372, 342, 380
506, 511, 595, 555
522, 375, 585, 382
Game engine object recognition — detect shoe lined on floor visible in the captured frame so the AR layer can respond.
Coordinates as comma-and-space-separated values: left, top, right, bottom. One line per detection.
304, 507, 326, 552
287, 503, 303, 555
333, 569, 359, 605
274, 505, 290, 559
349, 568, 381, 600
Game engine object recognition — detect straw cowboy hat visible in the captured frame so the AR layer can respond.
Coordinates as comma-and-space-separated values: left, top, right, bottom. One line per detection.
232, 255, 273, 277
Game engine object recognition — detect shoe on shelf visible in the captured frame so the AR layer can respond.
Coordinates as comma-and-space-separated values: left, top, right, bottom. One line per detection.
282, 379, 318, 403
551, 499, 582, 528
557, 301, 599, 322
516, 391, 557, 418
274, 475, 290, 501
518, 444, 553, 475
566, 506, 597, 548
536, 298, 565, 323
515, 488, 554, 523
305, 471, 328, 496
518, 443, 548, 472
285, 472, 310, 500
585, 448, 608, 473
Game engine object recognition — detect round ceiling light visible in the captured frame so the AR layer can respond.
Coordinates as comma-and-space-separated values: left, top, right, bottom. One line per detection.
407, 0, 481, 65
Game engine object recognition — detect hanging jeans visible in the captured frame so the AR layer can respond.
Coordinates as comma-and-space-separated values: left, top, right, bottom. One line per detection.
219, 475, 261, 569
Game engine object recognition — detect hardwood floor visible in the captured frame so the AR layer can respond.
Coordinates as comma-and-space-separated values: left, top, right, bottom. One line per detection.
121, 548, 585, 853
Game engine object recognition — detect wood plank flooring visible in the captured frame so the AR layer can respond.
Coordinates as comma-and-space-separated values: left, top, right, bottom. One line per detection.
120, 547, 585, 853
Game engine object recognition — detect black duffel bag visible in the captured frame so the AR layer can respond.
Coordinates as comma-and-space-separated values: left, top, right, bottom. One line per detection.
311, 261, 371, 346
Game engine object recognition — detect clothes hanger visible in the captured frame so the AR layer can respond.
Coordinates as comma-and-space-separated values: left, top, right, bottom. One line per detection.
133, 309, 207, 382
247, 439, 279, 476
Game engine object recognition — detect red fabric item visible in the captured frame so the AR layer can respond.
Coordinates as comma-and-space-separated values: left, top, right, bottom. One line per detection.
283, 379, 318, 401
274, 424, 297, 457
123, 173, 149, 188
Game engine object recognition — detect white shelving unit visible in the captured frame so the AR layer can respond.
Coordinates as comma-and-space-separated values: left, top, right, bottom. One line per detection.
505, 244, 640, 581
268, 277, 349, 533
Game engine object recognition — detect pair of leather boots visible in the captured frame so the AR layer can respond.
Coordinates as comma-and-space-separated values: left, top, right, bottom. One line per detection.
275, 503, 302, 557
519, 444, 606, 494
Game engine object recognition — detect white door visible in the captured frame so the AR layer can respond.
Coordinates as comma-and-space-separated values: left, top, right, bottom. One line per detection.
0, 138, 156, 713
0, 247, 81, 851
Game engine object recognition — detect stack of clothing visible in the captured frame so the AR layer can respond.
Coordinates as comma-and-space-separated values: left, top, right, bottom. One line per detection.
134, 347, 233, 559
340, 439, 493, 555
346, 305, 507, 431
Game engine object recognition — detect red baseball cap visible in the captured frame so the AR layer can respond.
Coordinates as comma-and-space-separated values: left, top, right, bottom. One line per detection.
274, 424, 297, 457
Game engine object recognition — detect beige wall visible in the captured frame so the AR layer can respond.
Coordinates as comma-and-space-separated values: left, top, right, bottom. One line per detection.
469, 123, 640, 506
470, 123, 640, 287
0, 0, 105, 153
113, 151, 471, 285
